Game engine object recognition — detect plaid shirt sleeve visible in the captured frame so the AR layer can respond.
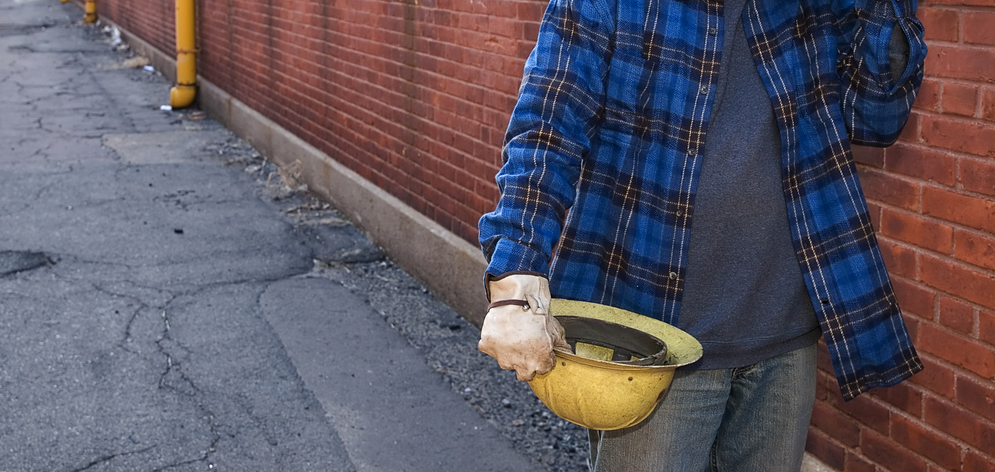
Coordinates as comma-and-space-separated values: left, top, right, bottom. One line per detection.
836, 0, 927, 145
478, 0, 614, 278
744, 0, 925, 399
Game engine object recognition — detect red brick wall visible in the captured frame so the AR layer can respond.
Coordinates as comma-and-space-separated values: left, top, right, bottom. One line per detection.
809, 1, 995, 470
99, 0, 535, 243
91, 1, 994, 470
98, 0, 173, 58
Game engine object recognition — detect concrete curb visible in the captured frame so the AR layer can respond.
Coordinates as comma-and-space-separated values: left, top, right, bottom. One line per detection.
114, 21, 490, 328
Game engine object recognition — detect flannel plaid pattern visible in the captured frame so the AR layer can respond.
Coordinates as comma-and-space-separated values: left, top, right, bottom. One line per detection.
479, 0, 926, 400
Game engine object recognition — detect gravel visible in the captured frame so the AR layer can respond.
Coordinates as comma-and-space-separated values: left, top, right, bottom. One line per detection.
321, 260, 593, 472
215, 135, 594, 472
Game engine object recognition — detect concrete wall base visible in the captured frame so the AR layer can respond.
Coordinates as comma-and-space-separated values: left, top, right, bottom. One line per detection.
113, 22, 490, 327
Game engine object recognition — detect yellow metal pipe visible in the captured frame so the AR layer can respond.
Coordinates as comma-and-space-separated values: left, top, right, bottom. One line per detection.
169, 0, 197, 108
83, 0, 97, 23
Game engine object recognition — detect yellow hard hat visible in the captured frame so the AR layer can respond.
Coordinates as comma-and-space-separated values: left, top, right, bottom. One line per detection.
527, 299, 703, 431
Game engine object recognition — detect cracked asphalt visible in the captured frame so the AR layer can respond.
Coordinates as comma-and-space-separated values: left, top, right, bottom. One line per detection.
0, 1, 584, 471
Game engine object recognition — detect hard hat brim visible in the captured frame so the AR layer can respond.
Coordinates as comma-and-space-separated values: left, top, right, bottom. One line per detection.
551, 298, 702, 368
527, 299, 703, 431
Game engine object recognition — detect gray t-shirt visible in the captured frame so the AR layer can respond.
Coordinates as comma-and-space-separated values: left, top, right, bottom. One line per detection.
678, 0, 822, 369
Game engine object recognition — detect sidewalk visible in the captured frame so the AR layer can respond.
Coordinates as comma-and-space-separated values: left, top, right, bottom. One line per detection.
0, 1, 553, 470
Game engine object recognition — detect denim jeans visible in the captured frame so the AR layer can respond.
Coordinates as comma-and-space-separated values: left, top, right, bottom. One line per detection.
588, 343, 817, 472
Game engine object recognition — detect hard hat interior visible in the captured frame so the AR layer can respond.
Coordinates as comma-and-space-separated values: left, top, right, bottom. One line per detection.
558, 316, 669, 366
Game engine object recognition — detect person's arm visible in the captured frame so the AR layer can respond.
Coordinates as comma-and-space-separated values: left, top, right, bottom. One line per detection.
478, 0, 613, 279
476, 0, 613, 381
835, 0, 927, 146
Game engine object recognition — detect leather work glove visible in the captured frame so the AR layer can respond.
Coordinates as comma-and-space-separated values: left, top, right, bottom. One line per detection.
478, 273, 571, 381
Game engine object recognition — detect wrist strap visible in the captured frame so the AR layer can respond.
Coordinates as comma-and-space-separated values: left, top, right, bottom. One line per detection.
488, 299, 531, 310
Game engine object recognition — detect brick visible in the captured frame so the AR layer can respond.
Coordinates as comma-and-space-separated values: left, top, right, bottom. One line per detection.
908, 353, 956, 401
890, 415, 961, 470
904, 311, 922, 345
884, 143, 957, 186
897, 111, 921, 143
861, 429, 928, 472
857, 167, 921, 211
810, 403, 861, 447
982, 310, 995, 346
458, 221, 477, 242
918, 7, 960, 42
956, 375, 995, 422
891, 276, 936, 319
852, 145, 884, 168
816, 371, 835, 402
955, 230, 995, 272
869, 381, 923, 415
965, 449, 995, 472
915, 78, 941, 112
960, 157, 995, 197
925, 44, 995, 83
939, 295, 975, 333
805, 429, 846, 470
467, 192, 495, 217
867, 201, 882, 231
880, 239, 919, 280
880, 209, 954, 254
964, 11, 995, 45
983, 87, 995, 122
920, 254, 995, 310
925, 395, 995, 452
922, 185, 995, 234
921, 114, 995, 157
844, 452, 877, 472
919, 321, 995, 377
829, 393, 891, 434
486, 16, 523, 40
942, 82, 979, 117
517, 2, 546, 22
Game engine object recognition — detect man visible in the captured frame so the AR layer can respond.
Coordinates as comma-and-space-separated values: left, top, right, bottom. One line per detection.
477, 0, 926, 469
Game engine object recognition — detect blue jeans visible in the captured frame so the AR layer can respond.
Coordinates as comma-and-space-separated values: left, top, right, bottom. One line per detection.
588, 343, 817, 472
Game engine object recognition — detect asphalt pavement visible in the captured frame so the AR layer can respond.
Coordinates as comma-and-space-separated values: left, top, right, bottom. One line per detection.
0, 1, 558, 471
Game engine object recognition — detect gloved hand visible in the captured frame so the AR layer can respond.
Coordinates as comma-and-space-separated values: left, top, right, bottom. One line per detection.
478, 273, 570, 381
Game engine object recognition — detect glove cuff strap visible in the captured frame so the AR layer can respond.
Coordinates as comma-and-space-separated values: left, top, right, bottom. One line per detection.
487, 299, 531, 311
484, 270, 548, 301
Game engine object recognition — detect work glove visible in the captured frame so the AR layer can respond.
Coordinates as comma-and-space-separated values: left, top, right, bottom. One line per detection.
478, 273, 570, 381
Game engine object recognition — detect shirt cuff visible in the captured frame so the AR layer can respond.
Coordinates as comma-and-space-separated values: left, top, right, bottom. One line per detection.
484, 238, 550, 281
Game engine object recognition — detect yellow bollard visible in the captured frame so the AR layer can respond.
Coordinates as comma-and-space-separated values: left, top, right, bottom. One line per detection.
83, 0, 97, 24
169, 0, 197, 108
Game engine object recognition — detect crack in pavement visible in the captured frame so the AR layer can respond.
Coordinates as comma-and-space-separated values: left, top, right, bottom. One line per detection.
29, 258, 228, 468
84, 280, 172, 355
0, 22, 60, 38
0, 250, 54, 277
155, 308, 222, 470
70, 445, 158, 472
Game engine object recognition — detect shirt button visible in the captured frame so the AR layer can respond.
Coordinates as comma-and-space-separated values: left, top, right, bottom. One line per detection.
699, 85, 708, 94
676, 210, 683, 216
708, 27, 718, 35
669, 272, 678, 280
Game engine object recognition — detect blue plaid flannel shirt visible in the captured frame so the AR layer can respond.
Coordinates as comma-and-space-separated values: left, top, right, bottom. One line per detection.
479, 0, 927, 400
